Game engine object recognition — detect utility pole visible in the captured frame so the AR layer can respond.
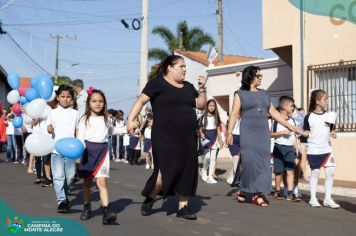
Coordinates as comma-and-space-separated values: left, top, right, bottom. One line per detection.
139, 0, 149, 94
50, 34, 77, 84
217, 0, 224, 64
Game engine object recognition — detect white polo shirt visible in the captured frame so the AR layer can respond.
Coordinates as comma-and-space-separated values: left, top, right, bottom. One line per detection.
46, 105, 79, 154
273, 117, 296, 146
77, 116, 111, 144
303, 112, 332, 155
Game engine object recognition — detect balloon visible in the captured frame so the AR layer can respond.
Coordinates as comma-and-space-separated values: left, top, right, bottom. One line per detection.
30, 76, 39, 88
25, 98, 46, 119
36, 75, 53, 100
12, 103, 23, 115
13, 115, 23, 128
40, 105, 52, 120
47, 85, 59, 102
7, 90, 20, 104
55, 138, 85, 159
7, 73, 20, 90
25, 88, 40, 102
25, 133, 54, 156
19, 96, 28, 105
18, 85, 30, 96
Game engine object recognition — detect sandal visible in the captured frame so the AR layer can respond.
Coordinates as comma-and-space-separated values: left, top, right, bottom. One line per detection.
252, 194, 269, 207
236, 191, 246, 202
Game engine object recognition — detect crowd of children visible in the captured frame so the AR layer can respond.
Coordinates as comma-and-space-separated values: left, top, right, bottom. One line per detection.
0, 86, 340, 226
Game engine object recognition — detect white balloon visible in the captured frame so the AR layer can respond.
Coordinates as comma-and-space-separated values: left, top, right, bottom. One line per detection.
7, 90, 20, 104
47, 89, 56, 102
25, 133, 54, 156
25, 98, 47, 119
40, 105, 52, 120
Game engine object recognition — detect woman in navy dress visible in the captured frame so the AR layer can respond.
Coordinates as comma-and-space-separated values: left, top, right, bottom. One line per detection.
226, 65, 299, 207
127, 55, 207, 220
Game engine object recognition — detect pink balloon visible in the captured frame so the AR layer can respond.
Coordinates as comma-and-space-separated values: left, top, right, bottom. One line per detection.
12, 103, 23, 115
18, 85, 30, 96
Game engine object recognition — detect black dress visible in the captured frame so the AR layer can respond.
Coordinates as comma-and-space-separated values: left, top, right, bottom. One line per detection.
141, 76, 199, 197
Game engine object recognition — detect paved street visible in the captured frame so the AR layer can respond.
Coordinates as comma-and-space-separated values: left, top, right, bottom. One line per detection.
0, 154, 355, 236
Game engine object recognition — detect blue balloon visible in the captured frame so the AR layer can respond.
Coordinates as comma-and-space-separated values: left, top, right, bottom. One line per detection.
7, 73, 20, 90
35, 75, 53, 100
19, 96, 28, 105
55, 138, 85, 160
25, 88, 40, 102
13, 115, 23, 128
30, 76, 39, 88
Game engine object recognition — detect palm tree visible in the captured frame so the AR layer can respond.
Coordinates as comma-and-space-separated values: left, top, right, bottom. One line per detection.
148, 20, 215, 62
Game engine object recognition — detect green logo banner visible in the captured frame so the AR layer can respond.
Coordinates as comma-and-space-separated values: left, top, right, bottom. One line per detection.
0, 198, 89, 236
288, 0, 356, 25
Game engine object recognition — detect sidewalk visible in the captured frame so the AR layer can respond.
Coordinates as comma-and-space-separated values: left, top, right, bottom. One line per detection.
214, 154, 356, 198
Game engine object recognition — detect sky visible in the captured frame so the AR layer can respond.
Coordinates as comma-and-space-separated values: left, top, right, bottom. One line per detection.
0, 0, 275, 114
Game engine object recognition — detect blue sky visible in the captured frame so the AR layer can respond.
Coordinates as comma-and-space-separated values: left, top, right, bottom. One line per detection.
0, 0, 275, 113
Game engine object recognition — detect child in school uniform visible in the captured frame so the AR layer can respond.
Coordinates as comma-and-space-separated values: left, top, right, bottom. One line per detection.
199, 99, 223, 184
77, 88, 117, 224
142, 116, 153, 169
226, 120, 241, 187
128, 115, 142, 165
271, 96, 301, 202
47, 85, 79, 213
302, 89, 339, 208
114, 110, 126, 162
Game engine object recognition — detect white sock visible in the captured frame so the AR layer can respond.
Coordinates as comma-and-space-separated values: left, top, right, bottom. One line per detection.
202, 149, 210, 173
293, 186, 299, 195
310, 169, 320, 199
228, 155, 239, 181
208, 149, 218, 178
324, 167, 335, 200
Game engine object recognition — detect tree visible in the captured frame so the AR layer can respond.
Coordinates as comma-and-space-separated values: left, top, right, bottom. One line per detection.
148, 20, 215, 65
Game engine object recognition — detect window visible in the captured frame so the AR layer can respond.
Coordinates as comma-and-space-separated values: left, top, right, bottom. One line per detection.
307, 60, 356, 132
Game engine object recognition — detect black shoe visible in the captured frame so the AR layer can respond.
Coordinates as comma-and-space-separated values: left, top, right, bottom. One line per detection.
140, 197, 154, 216
41, 178, 53, 187
274, 191, 284, 200
102, 203, 117, 225
80, 203, 91, 220
176, 206, 197, 220
57, 199, 70, 213
33, 178, 42, 184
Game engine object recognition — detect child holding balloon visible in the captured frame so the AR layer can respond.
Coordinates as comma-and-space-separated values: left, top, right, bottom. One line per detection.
76, 88, 117, 225
46, 85, 79, 213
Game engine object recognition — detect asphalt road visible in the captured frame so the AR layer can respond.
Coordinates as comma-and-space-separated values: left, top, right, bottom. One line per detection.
0, 154, 355, 236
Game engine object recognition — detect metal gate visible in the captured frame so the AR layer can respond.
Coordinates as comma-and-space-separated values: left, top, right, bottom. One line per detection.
307, 60, 356, 132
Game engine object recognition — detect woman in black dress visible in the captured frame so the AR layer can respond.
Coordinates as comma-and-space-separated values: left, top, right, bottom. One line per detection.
127, 55, 207, 220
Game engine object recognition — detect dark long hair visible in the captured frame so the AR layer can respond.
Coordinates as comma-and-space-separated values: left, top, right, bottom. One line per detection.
308, 89, 327, 113
158, 55, 184, 76
83, 89, 109, 127
202, 99, 221, 129
240, 65, 260, 91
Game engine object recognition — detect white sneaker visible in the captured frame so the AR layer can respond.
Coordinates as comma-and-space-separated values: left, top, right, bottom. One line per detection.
323, 199, 340, 209
123, 160, 129, 164
309, 198, 321, 207
206, 176, 218, 184
201, 170, 208, 182
114, 159, 121, 162
150, 165, 154, 169
145, 164, 150, 169
226, 177, 233, 185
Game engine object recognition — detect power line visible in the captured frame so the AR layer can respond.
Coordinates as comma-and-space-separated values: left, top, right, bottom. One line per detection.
5, 33, 50, 74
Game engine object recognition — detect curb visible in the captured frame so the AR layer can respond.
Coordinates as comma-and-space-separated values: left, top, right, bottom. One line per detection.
215, 157, 356, 198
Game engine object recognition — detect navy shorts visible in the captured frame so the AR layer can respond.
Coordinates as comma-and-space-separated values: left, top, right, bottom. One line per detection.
228, 135, 240, 156
42, 154, 51, 163
273, 144, 296, 174
307, 153, 331, 170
